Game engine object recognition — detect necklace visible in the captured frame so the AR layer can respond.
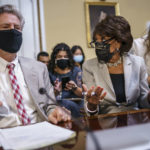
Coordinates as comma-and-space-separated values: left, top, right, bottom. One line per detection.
107, 57, 122, 67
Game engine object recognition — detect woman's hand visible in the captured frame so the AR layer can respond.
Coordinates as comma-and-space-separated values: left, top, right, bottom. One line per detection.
54, 78, 62, 96
65, 80, 77, 91
66, 80, 83, 97
82, 84, 107, 111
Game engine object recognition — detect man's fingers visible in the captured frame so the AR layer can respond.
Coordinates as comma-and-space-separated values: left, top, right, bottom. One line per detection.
56, 108, 64, 122
61, 107, 71, 121
48, 107, 71, 124
48, 107, 62, 124
48, 113, 58, 124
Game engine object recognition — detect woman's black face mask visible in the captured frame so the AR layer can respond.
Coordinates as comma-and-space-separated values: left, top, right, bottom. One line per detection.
94, 38, 116, 63
56, 58, 70, 70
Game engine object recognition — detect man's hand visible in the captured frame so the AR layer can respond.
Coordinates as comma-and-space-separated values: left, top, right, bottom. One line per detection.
48, 107, 71, 124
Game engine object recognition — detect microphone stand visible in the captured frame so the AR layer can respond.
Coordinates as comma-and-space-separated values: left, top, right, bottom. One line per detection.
39, 88, 101, 150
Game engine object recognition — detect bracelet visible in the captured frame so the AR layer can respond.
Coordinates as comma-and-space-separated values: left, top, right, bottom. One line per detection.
86, 102, 98, 113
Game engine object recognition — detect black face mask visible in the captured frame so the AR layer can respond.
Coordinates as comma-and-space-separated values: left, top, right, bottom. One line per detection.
0, 29, 22, 53
95, 39, 118, 63
56, 59, 70, 70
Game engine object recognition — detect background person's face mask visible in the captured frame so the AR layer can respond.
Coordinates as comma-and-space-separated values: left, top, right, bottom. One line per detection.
73, 55, 83, 63
56, 58, 70, 70
0, 29, 22, 53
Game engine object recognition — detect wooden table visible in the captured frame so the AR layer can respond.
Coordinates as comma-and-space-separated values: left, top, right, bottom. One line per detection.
54, 109, 150, 150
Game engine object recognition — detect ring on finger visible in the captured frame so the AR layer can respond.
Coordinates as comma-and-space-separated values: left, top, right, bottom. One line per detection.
91, 91, 96, 96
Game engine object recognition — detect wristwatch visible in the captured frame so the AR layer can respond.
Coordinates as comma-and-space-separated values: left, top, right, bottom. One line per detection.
72, 84, 78, 91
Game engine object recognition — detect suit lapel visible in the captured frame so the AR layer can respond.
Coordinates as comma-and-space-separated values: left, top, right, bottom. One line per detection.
123, 55, 132, 101
18, 57, 38, 96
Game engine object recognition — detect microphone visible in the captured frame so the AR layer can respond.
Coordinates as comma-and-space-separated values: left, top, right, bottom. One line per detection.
39, 87, 101, 150
39, 88, 55, 102
39, 88, 46, 95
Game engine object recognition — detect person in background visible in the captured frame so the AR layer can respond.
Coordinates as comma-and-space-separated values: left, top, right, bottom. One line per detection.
37, 51, 50, 67
71, 45, 85, 69
131, 28, 150, 85
82, 15, 150, 116
48, 43, 83, 117
0, 4, 70, 128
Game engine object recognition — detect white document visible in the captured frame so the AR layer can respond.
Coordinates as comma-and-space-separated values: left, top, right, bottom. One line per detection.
0, 91, 9, 116
86, 122, 150, 150
0, 121, 76, 150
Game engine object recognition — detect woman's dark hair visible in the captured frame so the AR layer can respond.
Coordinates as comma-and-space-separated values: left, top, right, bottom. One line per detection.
48, 43, 74, 73
71, 45, 85, 68
93, 15, 133, 55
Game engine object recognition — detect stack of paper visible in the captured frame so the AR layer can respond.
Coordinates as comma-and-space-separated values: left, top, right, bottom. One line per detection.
0, 121, 76, 150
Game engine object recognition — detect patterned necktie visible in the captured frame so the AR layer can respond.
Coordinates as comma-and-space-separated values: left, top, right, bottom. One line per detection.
7, 63, 31, 125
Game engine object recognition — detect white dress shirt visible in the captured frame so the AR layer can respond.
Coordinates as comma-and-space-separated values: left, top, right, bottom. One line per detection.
0, 56, 39, 128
